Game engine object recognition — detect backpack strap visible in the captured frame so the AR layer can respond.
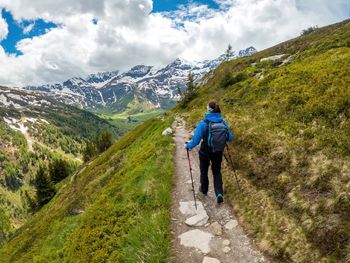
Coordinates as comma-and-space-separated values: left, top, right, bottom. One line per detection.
203, 119, 211, 147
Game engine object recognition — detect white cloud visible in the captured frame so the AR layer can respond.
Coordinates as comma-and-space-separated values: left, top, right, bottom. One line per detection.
0, 11, 8, 40
23, 22, 35, 34
0, 0, 349, 86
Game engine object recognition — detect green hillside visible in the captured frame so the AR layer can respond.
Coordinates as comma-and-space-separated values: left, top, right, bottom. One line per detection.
1, 19, 349, 263
0, 88, 120, 243
0, 116, 174, 262
177, 20, 350, 262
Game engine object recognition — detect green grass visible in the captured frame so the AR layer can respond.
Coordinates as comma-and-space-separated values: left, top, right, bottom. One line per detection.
0, 115, 175, 263
0, 95, 120, 239
98, 109, 165, 135
176, 19, 350, 262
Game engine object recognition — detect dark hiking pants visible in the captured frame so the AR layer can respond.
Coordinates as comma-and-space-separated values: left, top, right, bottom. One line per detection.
199, 150, 223, 197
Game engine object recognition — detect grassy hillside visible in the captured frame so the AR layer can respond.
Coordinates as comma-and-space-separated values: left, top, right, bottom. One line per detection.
0, 87, 120, 242
0, 115, 175, 262
98, 109, 165, 134
177, 19, 350, 262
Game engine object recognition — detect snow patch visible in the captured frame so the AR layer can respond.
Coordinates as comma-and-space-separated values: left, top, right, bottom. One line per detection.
24, 117, 37, 123
40, 118, 49, 124
0, 94, 9, 106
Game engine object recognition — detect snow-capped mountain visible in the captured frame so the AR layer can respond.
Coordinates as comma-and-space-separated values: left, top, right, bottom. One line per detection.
27, 47, 257, 112
0, 86, 54, 110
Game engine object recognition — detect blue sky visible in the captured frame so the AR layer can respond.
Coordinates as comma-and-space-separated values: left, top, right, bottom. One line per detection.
152, 0, 220, 12
0, 9, 57, 56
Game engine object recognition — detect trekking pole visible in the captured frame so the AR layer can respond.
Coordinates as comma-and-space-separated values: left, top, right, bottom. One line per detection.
186, 149, 197, 210
224, 144, 241, 192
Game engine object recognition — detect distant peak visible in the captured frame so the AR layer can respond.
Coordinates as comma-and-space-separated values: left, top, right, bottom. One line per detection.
238, 46, 257, 57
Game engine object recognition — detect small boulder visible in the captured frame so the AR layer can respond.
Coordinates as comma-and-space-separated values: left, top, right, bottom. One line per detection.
179, 201, 205, 216
179, 229, 213, 253
185, 211, 209, 227
209, 221, 222, 236
202, 256, 220, 263
222, 246, 231, 253
224, 219, 238, 230
222, 239, 230, 246
162, 127, 173, 136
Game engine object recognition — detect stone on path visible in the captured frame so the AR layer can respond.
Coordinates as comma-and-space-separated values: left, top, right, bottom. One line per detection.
202, 256, 220, 263
179, 229, 213, 254
179, 201, 205, 216
222, 246, 231, 253
209, 221, 222, 236
222, 239, 230, 246
162, 127, 173, 136
185, 211, 209, 226
224, 219, 238, 230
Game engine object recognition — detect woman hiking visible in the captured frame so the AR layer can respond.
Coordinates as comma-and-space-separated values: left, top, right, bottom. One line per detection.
185, 101, 233, 204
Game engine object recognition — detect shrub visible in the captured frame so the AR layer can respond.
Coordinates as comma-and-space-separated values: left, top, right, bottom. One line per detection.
220, 70, 247, 89
0, 208, 11, 245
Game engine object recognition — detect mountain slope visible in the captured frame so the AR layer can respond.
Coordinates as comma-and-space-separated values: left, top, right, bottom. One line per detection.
27, 47, 257, 114
176, 19, 350, 262
0, 116, 175, 262
0, 86, 119, 242
1, 19, 349, 263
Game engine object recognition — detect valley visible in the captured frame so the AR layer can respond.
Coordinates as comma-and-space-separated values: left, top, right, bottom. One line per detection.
0, 86, 120, 242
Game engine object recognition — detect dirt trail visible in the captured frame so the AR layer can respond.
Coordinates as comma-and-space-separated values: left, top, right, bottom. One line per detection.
170, 118, 267, 263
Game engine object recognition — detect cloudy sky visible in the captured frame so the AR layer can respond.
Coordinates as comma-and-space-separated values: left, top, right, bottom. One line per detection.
0, 0, 349, 86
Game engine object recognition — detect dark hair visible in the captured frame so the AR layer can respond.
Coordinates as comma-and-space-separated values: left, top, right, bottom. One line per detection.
208, 100, 221, 113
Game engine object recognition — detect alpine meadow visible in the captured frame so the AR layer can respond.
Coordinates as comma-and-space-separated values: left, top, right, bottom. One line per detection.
0, 1, 350, 263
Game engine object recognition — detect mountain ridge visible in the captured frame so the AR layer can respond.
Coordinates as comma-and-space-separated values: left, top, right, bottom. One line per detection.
26, 47, 257, 113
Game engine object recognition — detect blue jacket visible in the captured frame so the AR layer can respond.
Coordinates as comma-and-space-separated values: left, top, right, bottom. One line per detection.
186, 112, 233, 149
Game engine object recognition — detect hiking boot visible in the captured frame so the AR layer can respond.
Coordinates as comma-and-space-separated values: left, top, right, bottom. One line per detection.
199, 185, 207, 196
217, 194, 224, 204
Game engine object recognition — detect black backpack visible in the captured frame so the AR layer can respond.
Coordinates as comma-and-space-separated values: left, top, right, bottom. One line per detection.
204, 120, 229, 152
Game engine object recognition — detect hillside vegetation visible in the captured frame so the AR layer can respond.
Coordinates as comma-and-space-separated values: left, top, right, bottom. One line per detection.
0, 88, 120, 242
0, 116, 175, 262
177, 19, 350, 262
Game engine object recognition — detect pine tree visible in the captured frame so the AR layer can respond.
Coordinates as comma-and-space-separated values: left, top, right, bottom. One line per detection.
179, 72, 197, 108
187, 71, 195, 92
83, 141, 98, 162
34, 165, 56, 208
95, 130, 114, 153
176, 86, 183, 98
225, 44, 234, 61
49, 159, 70, 184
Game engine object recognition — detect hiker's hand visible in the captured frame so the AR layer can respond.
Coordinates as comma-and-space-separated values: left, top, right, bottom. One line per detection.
185, 141, 191, 149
